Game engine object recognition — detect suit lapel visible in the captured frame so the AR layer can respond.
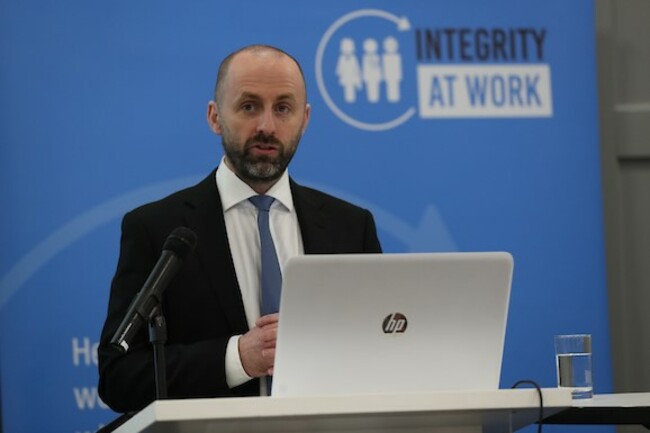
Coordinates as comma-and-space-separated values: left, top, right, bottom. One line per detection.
291, 180, 334, 254
174, 175, 334, 333
182, 171, 249, 334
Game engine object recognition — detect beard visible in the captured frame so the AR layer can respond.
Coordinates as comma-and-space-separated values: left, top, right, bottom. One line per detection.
221, 126, 301, 185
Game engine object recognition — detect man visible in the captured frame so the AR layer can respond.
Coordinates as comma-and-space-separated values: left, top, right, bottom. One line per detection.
98, 45, 382, 413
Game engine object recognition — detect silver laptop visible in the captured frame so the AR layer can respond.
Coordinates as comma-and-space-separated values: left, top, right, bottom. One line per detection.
272, 252, 514, 397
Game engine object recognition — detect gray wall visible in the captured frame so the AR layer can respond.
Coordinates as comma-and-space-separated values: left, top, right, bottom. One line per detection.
596, 1, 649, 432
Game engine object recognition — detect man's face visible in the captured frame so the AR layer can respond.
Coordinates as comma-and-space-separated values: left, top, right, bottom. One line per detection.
208, 51, 310, 190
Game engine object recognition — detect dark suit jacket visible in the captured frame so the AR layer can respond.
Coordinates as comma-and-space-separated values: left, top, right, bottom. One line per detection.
98, 170, 382, 413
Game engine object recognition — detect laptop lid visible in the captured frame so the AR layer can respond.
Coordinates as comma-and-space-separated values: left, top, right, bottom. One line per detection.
272, 252, 514, 397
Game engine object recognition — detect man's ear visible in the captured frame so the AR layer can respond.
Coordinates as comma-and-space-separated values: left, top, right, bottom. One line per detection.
301, 103, 311, 136
207, 100, 222, 135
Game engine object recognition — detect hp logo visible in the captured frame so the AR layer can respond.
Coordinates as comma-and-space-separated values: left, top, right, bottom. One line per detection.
382, 313, 408, 334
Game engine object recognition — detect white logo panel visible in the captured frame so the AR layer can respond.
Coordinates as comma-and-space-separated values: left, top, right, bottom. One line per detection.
417, 64, 553, 117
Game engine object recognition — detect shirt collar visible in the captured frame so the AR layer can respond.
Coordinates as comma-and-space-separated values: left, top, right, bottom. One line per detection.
215, 156, 294, 212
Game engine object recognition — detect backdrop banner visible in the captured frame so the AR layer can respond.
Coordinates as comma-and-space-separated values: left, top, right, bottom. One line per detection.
0, 1, 611, 432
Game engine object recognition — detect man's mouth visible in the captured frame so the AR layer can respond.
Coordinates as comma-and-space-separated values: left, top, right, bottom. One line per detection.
249, 143, 280, 156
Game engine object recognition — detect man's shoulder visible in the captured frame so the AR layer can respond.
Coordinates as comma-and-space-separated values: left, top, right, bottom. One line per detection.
127, 171, 217, 220
291, 182, 370, 215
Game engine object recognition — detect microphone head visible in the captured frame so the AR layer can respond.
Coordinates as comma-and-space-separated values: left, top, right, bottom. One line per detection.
163, 227, 198, 259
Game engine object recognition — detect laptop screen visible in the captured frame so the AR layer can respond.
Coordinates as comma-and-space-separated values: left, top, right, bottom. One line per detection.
272, 252, 514, 397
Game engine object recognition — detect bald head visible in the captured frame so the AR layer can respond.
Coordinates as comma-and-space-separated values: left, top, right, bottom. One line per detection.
213, 44, 307, 107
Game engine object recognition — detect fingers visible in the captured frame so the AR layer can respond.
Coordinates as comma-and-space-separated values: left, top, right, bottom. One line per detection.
260, 328, 277, 348
240, 331, 271, 377
238, 318, 279, 378
261, 347, 275, 360
262, 348, 275, 376
257, 314, 278, 348
256, 313, 279, 328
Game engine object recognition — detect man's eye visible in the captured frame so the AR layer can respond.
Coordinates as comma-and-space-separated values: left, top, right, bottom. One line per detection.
276, 104, 291, 113
241, 103, 255, 112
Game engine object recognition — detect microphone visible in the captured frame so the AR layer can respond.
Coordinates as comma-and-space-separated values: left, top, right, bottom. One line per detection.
111, 227, 198, 353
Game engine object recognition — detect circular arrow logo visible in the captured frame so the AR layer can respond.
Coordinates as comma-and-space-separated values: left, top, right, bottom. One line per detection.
315, 9, 416, 132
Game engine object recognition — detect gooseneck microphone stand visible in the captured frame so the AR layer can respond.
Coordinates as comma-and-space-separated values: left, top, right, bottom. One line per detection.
110, 227, 198, 401
148, 304, 168, 399
103, 227, 197, 433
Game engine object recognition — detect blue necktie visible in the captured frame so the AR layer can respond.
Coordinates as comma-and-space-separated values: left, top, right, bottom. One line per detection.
249, 195, 282, 316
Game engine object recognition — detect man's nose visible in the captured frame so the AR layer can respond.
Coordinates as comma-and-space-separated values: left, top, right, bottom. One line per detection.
256, 109, 277, 135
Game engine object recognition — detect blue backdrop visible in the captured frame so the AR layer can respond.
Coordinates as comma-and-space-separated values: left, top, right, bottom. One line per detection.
0, 1, 611, 432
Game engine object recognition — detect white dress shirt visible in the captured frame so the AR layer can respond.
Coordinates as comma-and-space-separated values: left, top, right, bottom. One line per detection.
216, 158, 304, 391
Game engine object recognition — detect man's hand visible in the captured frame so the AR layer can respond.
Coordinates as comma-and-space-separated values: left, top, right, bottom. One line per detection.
238, 313, 278, 377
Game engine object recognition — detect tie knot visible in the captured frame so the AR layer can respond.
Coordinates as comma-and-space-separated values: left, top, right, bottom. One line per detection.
249, 195, 275, 212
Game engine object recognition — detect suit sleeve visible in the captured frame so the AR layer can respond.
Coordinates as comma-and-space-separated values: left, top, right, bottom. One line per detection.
97, 211, 255, 413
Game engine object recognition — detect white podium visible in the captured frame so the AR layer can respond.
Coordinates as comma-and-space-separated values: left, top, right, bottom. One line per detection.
113, 388, 572, 433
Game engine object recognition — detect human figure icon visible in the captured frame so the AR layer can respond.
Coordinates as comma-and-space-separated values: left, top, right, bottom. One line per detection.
382, 36, 402, 102
361, 38, 382, 103
336, 38, 363, 103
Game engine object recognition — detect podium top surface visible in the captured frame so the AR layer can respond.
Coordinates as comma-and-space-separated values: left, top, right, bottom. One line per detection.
114, 388, 572, 433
